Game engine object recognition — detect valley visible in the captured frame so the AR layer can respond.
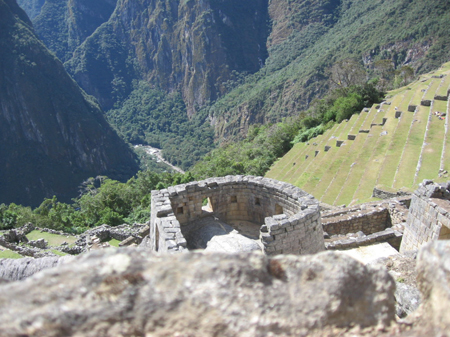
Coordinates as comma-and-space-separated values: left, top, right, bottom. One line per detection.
134, 144, 185, 174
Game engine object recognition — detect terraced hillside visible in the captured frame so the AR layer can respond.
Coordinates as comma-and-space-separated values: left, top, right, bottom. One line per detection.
267, 63, 450, 206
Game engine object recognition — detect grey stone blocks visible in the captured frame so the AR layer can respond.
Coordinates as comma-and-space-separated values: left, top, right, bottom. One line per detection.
400, 180, 450, 252
146, 175, 324, 255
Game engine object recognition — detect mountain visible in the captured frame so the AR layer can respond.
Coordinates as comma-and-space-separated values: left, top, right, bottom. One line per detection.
0, 0, 139, 206
209, 0, 450, 140
17, 0, 450, 159
16, 0, 44, 19
64, 0, 270, 112
18, 0, 117, 62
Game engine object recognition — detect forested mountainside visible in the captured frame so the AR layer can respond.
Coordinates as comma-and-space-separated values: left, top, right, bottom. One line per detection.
64, 0, 270, 113
3, 0, 449, 232
17, 0, 117, 62
210, 0, 450, 139
17, 0, 450, 161
16, 0, 44, 19
0, 0, 138, 206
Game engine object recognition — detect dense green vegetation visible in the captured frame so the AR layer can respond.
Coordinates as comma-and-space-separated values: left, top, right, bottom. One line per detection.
30, 0, 117, 62
1, 0, 139, 207
106, 81, 215, 171
16, 0, 45, 19
293, 82, 385, 142
192, 82, 384, 178
0, 171, 194, 234
6, 0, 450, 235
19, 0, 450, 171
192, 121, 301, 178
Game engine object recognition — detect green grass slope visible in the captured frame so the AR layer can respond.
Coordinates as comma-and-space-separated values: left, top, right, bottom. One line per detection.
267, 62, 450, 206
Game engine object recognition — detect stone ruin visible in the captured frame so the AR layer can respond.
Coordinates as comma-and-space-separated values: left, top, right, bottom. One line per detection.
138, 176, 450, 256
3, 176, 449, 260
321, 196, 410, 251
400, 180, 450, 252
141, 175, 325, 255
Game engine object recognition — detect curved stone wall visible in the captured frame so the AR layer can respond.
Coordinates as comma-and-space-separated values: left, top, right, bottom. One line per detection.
145, 175, 324, 255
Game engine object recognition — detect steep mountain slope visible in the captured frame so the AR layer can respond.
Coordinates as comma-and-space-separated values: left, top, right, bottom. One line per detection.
0, 0, 138, 206
266, 63, 450, 206
16, 0, 450, 168
210, 0, 450, 140
18, 0, 117, 62
65, 0, 270, 112
16, 0, 45, 19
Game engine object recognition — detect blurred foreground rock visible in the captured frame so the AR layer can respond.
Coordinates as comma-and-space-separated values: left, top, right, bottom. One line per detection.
416, 240, 450, 331
0, 249, 395, 337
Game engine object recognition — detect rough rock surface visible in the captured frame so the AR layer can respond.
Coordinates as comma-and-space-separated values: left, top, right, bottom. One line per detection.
0, 249, 395, 336
0, 255, 73, 281
416, 240, 450, 331
187, 221, 261, 253
204, 230, 262, 253
368, 250, 421, 319
28, 238, 48, 249
395, 282, 421, 318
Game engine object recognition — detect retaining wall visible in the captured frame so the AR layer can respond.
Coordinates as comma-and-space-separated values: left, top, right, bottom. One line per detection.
322, 207, 390, 236
322, 197, 410, 250
326, 228, 403, 251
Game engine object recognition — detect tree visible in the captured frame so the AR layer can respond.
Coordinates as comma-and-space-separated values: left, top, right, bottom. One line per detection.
394, 66, 415, 88
373, 59, 395, 90
329, 58, 367, 90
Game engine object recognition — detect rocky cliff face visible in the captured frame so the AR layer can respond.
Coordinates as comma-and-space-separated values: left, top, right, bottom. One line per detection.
65, 0, 270, 112
0, 0, 138, 206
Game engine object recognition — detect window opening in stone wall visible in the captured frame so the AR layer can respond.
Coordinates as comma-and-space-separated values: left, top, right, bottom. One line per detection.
231, 195, 237, 203
275, 204, 283, 215
438, 224, 450, 240
202, 197, 213, 212
255, 197, 261, 206
177, 206, 184, 214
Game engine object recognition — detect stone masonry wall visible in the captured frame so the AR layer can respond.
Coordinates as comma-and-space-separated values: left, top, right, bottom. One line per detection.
400, 180, 450, 252
145, 176, 325, 255
321, 197, 410, 251
321, 207, 390, 236
326, 228, 403, 250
